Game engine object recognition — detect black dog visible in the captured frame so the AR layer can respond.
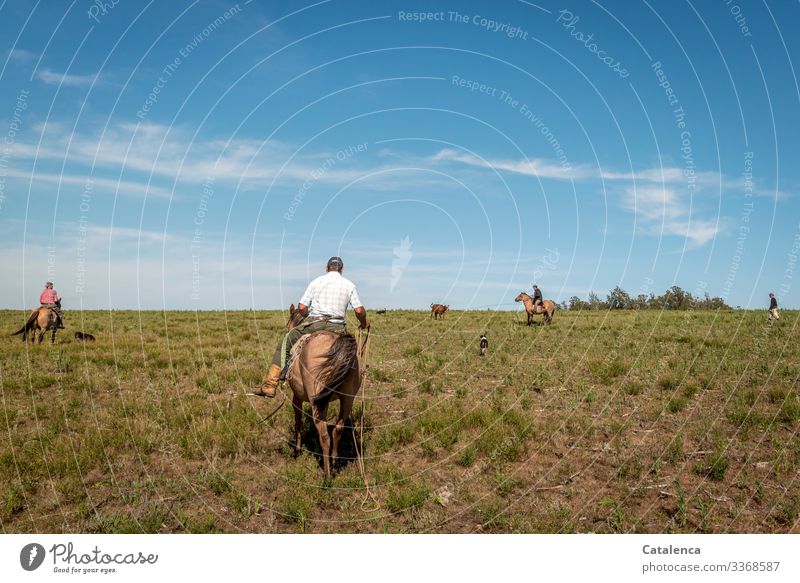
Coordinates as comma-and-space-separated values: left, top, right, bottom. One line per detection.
75, 331, 96, 342
376, 309, 387, 315
479, 334, 488, 356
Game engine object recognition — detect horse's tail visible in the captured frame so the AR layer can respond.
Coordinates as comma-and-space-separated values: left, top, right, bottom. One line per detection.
11, 310, 38, 336
312, 333, 358, 408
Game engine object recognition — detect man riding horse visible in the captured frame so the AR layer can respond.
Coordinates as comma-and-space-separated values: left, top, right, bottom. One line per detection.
531, 283, 543, 309
254, 256, 369, 398
40, 281, 65, 329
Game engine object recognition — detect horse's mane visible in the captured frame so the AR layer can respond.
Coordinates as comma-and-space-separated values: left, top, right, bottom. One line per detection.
312, 333, 357, 407
288, 310, 304, 329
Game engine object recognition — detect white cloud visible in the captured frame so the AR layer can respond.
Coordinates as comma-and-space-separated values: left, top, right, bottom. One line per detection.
622, 185, 684, 221
36, 68, 98, 87
669, 218, 721, 248
7, 48, 37, 62
84, 226, 167, 244
622, 185, 721, 248
432, 147, 724, 189
431, 148, 730, 248
1, 167, 172, 198
601, 167, 720, 187
8, 122, 448, 195
430, 148, 589, 181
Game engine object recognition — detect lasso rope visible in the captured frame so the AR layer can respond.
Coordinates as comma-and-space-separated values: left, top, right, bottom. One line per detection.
258, 389, 287, 424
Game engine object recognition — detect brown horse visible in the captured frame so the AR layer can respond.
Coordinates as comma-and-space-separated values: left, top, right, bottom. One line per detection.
284, 305, 363, 478
430, 303, 449, 319
515, 292, 556, 326
11, 307, 60, 343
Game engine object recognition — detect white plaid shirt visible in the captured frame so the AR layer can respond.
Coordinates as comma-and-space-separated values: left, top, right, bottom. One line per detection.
300, 271, 362, 323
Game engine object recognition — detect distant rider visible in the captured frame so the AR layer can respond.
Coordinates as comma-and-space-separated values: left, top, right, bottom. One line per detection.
768, 292, 780, 321
40, 281, 64, 328
253, 256, 369, 398
531, 284, 543, 308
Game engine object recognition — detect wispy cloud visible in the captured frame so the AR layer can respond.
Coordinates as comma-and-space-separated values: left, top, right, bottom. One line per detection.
36, 68, 98, 87
1, 167, 172, 198
601, 167, 721, 188
431, 147, 724, 188
7, 48, 37, 62
8, 122, 455, 195
431, 147, 729, 247
622, 185, 721, 248
84, 225, 167, 244
430, 148, 589, 181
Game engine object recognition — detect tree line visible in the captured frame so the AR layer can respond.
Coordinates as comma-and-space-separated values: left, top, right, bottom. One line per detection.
562, 285, 730, 311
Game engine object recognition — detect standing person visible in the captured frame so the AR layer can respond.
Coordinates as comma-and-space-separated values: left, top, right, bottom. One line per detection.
253, 256, 369, 398
39, 281, 64, 328
768, 292, 780, 321
531, 283, 543, 308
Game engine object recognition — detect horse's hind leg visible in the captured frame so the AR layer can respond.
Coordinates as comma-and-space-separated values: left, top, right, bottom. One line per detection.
313, 405, 332, 478
292, 395, 303, 457
332, 394, 354, 469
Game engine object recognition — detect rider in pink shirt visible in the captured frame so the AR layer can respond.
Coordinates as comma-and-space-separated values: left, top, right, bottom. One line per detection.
40, 286, 59, 305
39, 282, 64, 328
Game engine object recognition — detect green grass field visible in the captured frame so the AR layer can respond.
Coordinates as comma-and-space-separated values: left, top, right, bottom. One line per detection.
0, 308, 798, 533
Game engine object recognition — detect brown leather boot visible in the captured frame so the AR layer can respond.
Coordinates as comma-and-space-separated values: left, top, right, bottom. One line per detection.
252, 364, 281, 398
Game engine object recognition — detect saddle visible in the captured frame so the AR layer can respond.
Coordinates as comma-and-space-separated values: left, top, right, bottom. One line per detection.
284, 334, 314, 383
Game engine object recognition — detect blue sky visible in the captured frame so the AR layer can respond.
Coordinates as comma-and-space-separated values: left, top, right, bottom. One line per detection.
0, 0, 798, 310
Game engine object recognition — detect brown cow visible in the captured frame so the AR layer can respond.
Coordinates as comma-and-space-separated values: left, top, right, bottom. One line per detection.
430, 303, 450, 320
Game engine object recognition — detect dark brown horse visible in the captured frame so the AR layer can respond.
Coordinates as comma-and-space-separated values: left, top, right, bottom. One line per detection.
12, 307, 60, 343
284, 305, 363, 478
515, 292, 556, 325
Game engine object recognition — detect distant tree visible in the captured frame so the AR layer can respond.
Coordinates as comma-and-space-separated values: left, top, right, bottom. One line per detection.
632, 293, 649, 310
568, 296, 587, 311
607, 286, 631, 309
665, 285, 688, 310
700, 293, 730, 310
565, 286, 730, 311
587, 291, 604, 310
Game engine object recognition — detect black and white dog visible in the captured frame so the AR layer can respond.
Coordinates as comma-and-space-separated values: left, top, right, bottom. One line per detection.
75, 331, 96, 342
479, 333, 488, 356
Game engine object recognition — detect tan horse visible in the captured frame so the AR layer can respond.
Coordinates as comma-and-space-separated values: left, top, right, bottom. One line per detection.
515, 292, 556, 326
284, 305, 363, 478
12, 307, 60, 343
